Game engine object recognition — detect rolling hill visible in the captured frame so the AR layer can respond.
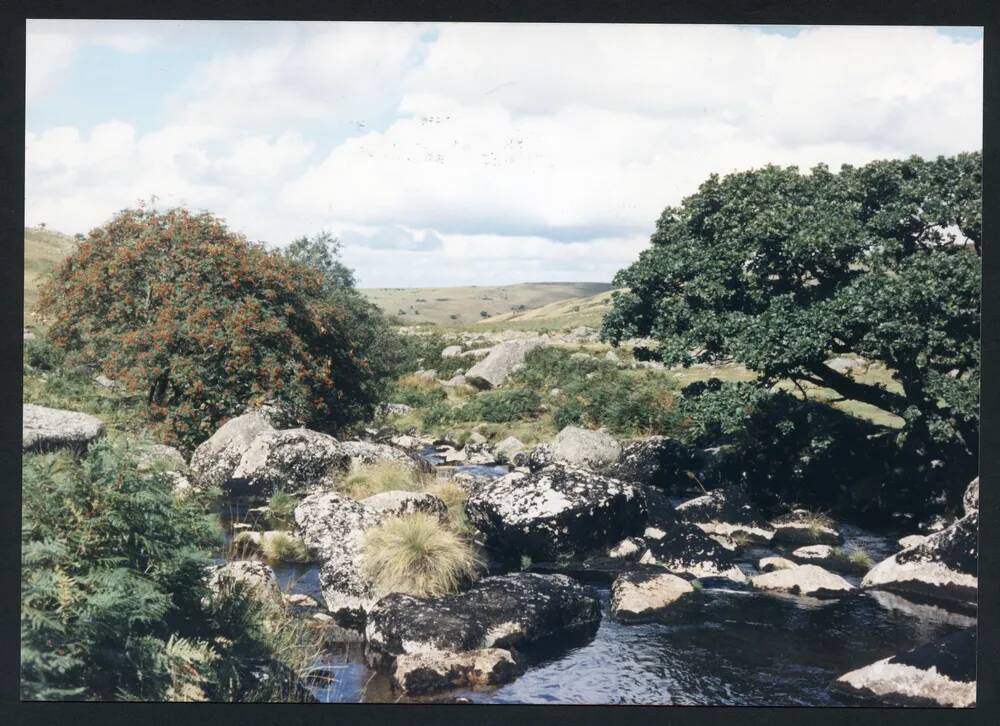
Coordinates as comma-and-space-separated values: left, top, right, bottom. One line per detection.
475, 289, 618, 331
359, 282, 614, 326
24, 227, 78, 329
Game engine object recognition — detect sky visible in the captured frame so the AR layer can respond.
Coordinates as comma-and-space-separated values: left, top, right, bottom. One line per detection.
25, 21, 983, 288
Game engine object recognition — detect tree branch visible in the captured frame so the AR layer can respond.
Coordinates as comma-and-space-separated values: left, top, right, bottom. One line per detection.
806, 363, 909, 416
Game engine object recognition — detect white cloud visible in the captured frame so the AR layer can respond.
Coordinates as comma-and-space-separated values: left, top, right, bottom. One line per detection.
25, 32, 77, 104
24, 23, 983, 285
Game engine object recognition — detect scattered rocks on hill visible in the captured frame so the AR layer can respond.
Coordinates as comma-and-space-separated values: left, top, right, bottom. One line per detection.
862, 510, 978, 608
758, 556, 797, 573
606, 435, 695, 490
749, 564, 854, 598
551, 425, 622, 469
770, 511, 844, 546
392, 648, 524, 695
440, 345, 464, 358
831, 628, 976, 707
190, 411, 276, 489
376, 403, 413, 418
231, 428, 349, 495
676, 486, 775, 544
464, 339, 547, 389
362, 491, 449, 523
465, 464, 645, 560
443, 374, 468, 387
610, 570, 695, 622
294, 491, 381, 629
493, 436, 525, 464
22, 404, 105, 453
365, 572, 601, 671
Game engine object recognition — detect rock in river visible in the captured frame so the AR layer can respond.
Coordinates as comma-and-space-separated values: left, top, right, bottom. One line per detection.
230, 428, 350, 495
831, 628, 976, 707
638, 522, 747, 582
861, 510, 978, 608
770, 511, 844, 546
676, 486, 774, 544
610, 570, 695, 622
749, 564, 854, 598
365, 572, 601, 669
392, 648, 524, 695
465, 464, 645, 560
551, 425, 622, 469
22, 404, 105, 453
190, 410, 276, 489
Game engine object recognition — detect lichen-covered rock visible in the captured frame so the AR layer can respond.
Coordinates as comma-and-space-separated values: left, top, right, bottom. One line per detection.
465, 465, 645, 560
134, 443, 188, 473
440, 345, 464, 358
831, 629, 976, 707
551, 426, 622, 469
293, 491, 380, 628
365, 572, 601, 668
190, 411, 276, 489
898, 534, 928, 550
391, 648, 523, 695
493, 436, 525, 464
607, 435, 696, 489
22, 404, 105, 453
443, 374, 468, 387
340, 440, 428, 472
861, 511, 977, 607
610, 570, 694, 622
376, 402, 413, 418
607, 537, 646, 560
512, 443, 554, 472
230, 428, 349, 495
676, 486, 774, 544
749, 564, 854, 598
759, 556, 797, 573
770, 512, 844, 546
362, 490, 449, 523
205, 560, 281, 604
464, 339, 547, 388
638, 522, 747, 582
962, 476, 978, 515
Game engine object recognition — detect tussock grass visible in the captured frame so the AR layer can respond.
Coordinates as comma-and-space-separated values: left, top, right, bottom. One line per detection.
397, 373, 441, 391
425, 480, 471, 534
336, 461, 428, 500
845, 548, 875, 569
261, 532, 311, 563
361, 513, 480, 598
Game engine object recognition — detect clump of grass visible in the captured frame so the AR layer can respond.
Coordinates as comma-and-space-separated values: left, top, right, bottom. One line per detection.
425, 480, 471, 533
260, 532, 311, 563
845, 548, 875, 569
265, 489, 300, 529
336, 462, 427, 500
361, 513, 480, 598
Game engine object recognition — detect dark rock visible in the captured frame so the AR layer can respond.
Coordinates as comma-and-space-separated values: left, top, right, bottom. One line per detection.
676, 486, 775, 544
391, 648, 524, 695
365, 572, 602, 669
465, 464, 645, 560
962, 476, 978, 515
606, 435, 696, 490
512, 443, 554, 472
230, 428, 350, 495
831, 629, 976, 707
639, 521, 747, 582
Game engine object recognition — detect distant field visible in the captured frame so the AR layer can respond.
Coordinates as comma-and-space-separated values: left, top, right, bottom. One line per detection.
475, 289, 617, 331
360, 282, 613, 326
24, 227, 77, 330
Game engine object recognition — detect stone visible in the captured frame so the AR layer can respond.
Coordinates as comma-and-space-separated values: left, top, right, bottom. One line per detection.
190, 411, 276, 490
606, 435, 695, 489
749, 564, 854, 598
294, 491, 381, 628
551, 425, 622, 469
770, 512, 844, 546
340, 440, 427, 472
443, 374, 468, 387
610, 570, 694, 622
205, 560, 281, 604
759, 556, 797, 573
492, 436, 525, 464
676, 486, 774, 544
93, 374, 121, 390
831, 629, 976, 707
230, 428, 349, 495
134, 443, 188, 473
362, 490, 449, 523
512, 443, 554, 472
638, 522, 747, 582
607, 537, 645, 560
962, 476, 978, 515
464, 339, 547, 389
465, 464, 645, 560
391, 648, 523, 695
440, 345, 464, 358
861, 511, 977, 607
365, 573, 601, 669
898, 534, 928, 550
376, 403, 413, 418
22, 404, 105, 453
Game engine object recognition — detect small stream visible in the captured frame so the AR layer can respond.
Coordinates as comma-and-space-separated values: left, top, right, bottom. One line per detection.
217, 453, 974, 705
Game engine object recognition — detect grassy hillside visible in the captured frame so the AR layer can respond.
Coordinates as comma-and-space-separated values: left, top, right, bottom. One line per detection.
24, 227, 77, 330
475, 289, 617, 331
360, 282, 613, 326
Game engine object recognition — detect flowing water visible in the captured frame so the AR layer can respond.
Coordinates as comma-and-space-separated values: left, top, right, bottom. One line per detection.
221, 456, 975, 705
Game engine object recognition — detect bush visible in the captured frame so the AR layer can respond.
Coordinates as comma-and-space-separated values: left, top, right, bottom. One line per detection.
336, 462, 426, 500
39, 208, 383, 449
391, 375, 448, 408
361, 513, 480, 598
24, 335, 62, 371
460, 388, 541, 423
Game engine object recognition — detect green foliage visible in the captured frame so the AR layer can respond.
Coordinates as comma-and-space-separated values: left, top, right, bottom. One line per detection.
361, 513, 480, 598
21, 438, 322, 701
603, 153, 980, 461
391, 375, 448, 408
393, 333, 468, 379
264, 490, 300, 530
24, 335, 62, 371
39, 208, 383, 449
459, 388, 541, 423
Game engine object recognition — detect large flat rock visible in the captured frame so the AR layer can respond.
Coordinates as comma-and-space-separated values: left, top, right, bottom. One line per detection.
23, 404, 104, 453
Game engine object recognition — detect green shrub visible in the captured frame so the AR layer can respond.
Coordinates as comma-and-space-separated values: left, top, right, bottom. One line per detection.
39, 208, 384, 449
361, 513, 480, 598
24, 335, 62, 371
461, 388, 541, 423
391, 376, 448, 408
553, 400, 585, 429
21, 438, 319, 701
